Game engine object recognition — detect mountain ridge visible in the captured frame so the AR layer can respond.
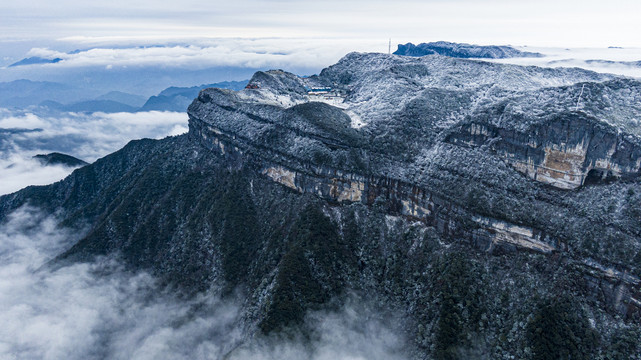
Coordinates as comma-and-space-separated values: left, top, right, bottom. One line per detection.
393, 41, 544, 58
1, 51, 640, 359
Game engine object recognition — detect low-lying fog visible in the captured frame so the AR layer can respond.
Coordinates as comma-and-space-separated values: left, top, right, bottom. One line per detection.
0, 207, 408, 359
0, 109, 188, 195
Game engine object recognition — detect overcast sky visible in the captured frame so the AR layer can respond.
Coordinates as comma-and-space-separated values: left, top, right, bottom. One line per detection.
1, 0, 640, 83
1, 0, 640, 49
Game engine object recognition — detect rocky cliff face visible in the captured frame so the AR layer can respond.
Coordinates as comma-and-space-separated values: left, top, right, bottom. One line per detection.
190, 53, 634, 190
2, 52, 641, 359
186, 52, 641, 317
188, 94, 557, 255
447, 114, 641, 189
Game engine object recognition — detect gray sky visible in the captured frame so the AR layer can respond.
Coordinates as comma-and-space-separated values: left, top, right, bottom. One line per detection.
1, 0, 640, 48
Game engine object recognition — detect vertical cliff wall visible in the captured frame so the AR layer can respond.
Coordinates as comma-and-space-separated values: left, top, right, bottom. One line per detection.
447, 115, 641, 189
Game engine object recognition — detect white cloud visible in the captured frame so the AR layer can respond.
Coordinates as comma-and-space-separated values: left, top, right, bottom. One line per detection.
26, 47, 67, 59
0, 113, 48, 128
229, 302, 408, 360
488, 46, 641, 79
0, 206, 409, 360
18, 38, 383, 71
0, 207, 242, 360
1, 110, 188, 160
0, 155, 75, 195
0, 110, 188, 195
168, 124, 189, 137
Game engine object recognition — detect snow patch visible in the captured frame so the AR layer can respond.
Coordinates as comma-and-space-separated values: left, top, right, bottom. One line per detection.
346, 110, 366, 129
237, 89, 305, 108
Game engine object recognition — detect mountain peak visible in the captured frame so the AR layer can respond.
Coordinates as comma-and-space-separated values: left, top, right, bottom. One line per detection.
32, 152, 88, 167
9, 56, 63, 67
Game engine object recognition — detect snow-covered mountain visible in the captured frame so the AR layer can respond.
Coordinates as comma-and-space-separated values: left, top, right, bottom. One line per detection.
1, 51, 640, 359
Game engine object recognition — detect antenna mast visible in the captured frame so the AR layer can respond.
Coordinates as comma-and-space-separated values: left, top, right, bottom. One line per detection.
388, 38, 391, 54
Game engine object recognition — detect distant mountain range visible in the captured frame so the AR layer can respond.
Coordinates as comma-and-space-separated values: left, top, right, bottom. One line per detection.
139, 81, 247, 112
394, 41, 543, 58
96, 91, 148, 108
0, 79, 248, 113
0, 80, 89, 108
39, 100, 139, 113
2, 48, 283, 96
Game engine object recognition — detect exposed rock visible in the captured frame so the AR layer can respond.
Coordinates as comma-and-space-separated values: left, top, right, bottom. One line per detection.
447, 114, 641, 189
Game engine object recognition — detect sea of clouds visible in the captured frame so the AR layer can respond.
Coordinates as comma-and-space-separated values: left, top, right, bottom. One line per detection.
0, 109, 188, 195
0, 206, 408, 360
20, 38, 378, 71
492, 46, 641, 79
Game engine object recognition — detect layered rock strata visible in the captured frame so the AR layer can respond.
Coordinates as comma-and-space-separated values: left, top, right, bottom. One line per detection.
188, 54, 641, 313
447, 116, 641, 189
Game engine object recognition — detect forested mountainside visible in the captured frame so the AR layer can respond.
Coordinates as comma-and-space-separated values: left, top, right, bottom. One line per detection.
2, 52, 640, 359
